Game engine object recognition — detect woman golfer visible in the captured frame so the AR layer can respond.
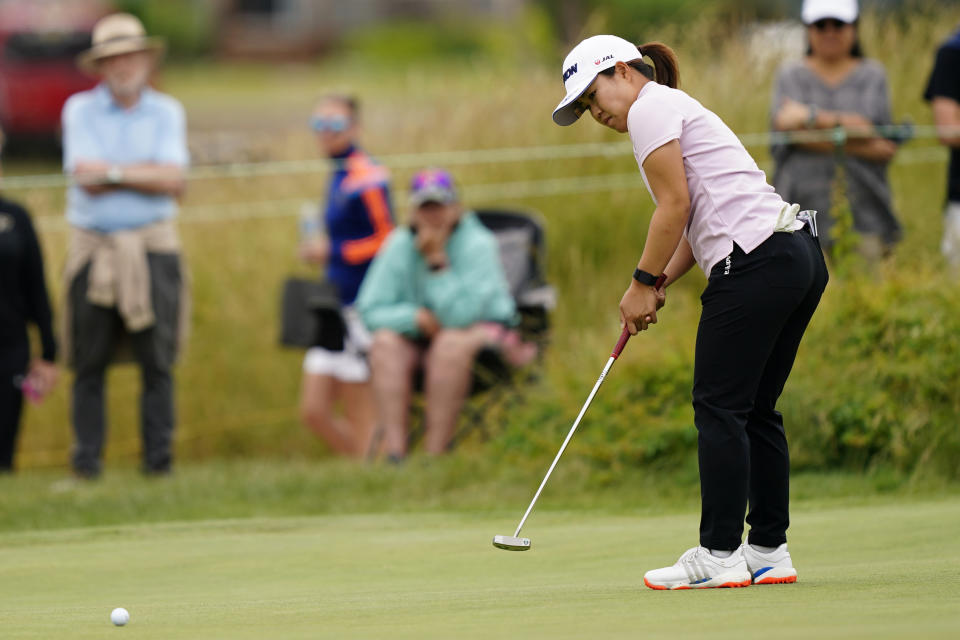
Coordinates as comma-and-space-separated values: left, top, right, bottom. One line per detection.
553, 36, 828, 589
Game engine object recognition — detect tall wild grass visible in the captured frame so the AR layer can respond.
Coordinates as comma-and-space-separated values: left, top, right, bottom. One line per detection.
10, 8, 960, 481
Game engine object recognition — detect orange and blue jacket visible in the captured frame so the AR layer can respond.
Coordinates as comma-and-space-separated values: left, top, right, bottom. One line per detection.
324, 146, 394, 304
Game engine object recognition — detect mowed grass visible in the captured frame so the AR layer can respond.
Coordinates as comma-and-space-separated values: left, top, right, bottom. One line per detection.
0, 498, 958, 639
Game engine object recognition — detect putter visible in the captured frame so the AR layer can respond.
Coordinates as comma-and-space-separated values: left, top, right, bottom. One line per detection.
493, 276, 666, 552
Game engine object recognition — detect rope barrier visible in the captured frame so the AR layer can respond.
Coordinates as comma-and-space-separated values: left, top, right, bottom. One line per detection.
28, 146, 948, 232
3, 124, 955, 191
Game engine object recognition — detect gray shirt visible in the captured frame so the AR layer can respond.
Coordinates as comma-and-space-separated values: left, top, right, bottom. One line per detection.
770, 59, 901, 247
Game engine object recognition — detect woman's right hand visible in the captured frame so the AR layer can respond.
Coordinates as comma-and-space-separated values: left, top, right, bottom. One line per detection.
415, 224, 451, 268
416, 308, 441, 339
299, 236, 331, 265
619, 281, 662, 334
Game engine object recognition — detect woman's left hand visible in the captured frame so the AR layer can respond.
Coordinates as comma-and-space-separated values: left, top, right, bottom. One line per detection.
619, 282, 662, 335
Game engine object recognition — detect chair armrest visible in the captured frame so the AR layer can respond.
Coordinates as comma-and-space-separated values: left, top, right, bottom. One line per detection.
516, 285, 556, 311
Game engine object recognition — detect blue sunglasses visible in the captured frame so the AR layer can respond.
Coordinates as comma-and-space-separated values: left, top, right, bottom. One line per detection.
311, 116, 350, 133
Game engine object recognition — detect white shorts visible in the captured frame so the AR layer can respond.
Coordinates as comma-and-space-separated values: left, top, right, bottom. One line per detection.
942, 202, 960, 269
302, 307, 371, 383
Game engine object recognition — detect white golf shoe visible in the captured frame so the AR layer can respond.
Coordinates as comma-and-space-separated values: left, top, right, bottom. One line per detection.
643, 546, 752, 590
742, 542, 798, 585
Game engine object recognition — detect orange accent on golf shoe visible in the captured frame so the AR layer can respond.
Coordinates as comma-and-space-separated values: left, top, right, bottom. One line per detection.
718, 579, 752, 588
644, 578, 668, 590
754, 575, 797, 585
644, 577, 751, 590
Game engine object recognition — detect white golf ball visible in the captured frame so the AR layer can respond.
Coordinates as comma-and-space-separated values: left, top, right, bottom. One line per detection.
110, 607, 129, 626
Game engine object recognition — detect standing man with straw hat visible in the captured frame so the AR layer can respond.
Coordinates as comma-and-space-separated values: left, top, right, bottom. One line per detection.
61, 13, 189, 478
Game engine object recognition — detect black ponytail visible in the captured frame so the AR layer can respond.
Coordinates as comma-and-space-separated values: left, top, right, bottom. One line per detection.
636, 42, 680, 88
598, 41, 680, 89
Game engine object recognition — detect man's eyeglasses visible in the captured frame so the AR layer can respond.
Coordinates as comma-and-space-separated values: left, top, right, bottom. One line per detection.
310, 116, 350, 133
811, 18, 850, 31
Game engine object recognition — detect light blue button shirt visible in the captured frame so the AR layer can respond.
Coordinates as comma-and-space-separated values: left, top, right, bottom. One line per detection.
62, 84, 189, 232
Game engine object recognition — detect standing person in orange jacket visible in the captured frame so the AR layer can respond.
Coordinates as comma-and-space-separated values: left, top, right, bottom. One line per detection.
298, 95, 395, 458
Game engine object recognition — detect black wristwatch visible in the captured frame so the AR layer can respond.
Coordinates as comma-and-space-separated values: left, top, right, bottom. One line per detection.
632, 268, 660, 286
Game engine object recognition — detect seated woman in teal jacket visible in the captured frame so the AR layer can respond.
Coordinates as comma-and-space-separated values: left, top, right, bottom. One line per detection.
356, 168, 531, 459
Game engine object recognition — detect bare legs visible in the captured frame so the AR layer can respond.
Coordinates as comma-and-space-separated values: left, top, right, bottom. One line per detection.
299, 373, 376, 458
422, 327, 488, 453
369, 331, 419, 458
369, 327, 488, 458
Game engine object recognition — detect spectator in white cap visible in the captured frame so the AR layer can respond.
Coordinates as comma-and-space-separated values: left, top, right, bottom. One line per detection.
771, 0, 903, 260
552, 34, 827, 589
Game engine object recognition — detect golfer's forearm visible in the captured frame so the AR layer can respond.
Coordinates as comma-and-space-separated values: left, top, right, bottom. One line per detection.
662, 236, 696, 286
636, 204, 689, 278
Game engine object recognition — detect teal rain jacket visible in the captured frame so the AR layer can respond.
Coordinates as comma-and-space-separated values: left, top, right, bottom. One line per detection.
356, 212, 516, 337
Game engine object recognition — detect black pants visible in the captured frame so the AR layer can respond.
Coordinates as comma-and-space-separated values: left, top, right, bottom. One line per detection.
693, 230, 828, 550
70, 255, 181, 477
0, 341, 29, 471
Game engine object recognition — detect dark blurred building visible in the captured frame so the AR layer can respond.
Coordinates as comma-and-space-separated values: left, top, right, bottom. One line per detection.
213, 0, 527, 58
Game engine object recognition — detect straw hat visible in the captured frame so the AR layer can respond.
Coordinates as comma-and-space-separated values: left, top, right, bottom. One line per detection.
77, 13, 165, 73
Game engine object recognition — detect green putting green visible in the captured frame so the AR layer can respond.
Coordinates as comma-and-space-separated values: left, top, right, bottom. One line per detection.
1, 499, 958, 639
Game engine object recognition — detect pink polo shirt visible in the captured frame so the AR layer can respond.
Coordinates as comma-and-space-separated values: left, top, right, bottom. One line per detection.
628, 81, 785, 274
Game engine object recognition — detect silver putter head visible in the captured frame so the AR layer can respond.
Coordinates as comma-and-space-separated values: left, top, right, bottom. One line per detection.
493, 535, 531, 551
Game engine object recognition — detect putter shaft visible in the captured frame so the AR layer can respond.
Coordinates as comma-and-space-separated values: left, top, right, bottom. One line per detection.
512, 350, 618, 538
510, 275, 665, 540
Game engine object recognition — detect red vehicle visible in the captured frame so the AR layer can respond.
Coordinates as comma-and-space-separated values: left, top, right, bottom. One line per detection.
0, 0, 106, 140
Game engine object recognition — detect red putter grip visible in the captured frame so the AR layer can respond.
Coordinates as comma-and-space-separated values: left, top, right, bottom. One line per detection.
611, 274, 668, 359
611, 327, 632, 359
